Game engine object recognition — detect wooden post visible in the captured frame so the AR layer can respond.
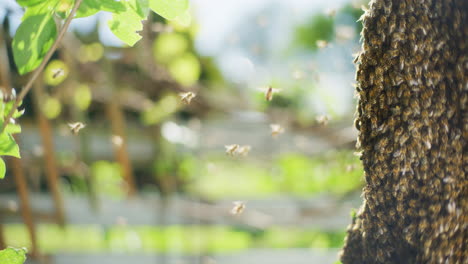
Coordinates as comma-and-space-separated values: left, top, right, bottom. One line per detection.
106, 98, 137, 196
0, 223, 6, 250
8, 154, 39, 257
31, 79, 66, 226
104, 61, 137, 196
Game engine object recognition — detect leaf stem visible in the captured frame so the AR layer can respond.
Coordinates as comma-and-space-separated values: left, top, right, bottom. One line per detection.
0, 0, 83, 133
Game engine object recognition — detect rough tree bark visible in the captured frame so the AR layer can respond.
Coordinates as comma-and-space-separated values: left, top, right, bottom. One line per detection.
340, 0, 467, 263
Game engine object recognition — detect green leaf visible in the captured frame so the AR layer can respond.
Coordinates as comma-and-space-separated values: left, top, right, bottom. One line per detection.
107, 0, 148, 46
173, 9, 192, 27
0, 158, 5, 179
0, 247, 27, 264
4, 100, 24, 120
0, 132, 21, 158
149, 0, 189, 20
5, 123, 22, 135
12, 12, 57, 74
20, 0, 60, 19
76, 0, 127, 18
13, 108, 25, 119
15, 0, 44, 7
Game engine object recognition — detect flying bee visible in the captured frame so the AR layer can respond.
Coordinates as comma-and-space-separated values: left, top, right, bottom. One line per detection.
230, 201, 246, 215
52, 68, 64, 79
270, 124, 284, 138
346, 164, 358, 172
68, 122, 85, 135
111, 135, 123, 147
225, 144, 240, 156
237, 145, 251, 157
353, 151, 362, 157
259, 86, 281, 101
179, 91, 196, 104
316, 40, 328, 49
316, 115, 329, 126
353, 52, 361, 63
325, 8, 336, 17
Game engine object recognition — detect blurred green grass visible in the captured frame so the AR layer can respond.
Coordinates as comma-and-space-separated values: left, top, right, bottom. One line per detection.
83, 150, 363, 199
187, 150, 363, 199
4, 224, 346, 254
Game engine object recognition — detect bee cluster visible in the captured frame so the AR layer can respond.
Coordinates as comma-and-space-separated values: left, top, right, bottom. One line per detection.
341, 0, 467, 263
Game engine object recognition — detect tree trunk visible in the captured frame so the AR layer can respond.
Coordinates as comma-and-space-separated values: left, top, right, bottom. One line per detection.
340, 0, 467, 263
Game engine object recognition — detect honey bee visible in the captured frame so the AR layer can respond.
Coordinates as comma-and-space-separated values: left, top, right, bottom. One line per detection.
68, 122, 85, 135
230, 201, 246, 215
353, 52, 361, 64
237, 145, 251, 157
346, 164, 358, 172
436, 41, 445, 50
259, 86, 281, 101
316, 40, 328, 49
111, 135, 123, 147
225, 144, 240, 156
52, 68, 64, 79
270, 124, 284, 138
325, 8, 336, 17
316, 115, 329, 126
179, 92, 196, 104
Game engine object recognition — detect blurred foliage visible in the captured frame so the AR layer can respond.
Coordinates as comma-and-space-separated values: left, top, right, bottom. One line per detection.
153, 32, 201, 86
73, 84, 92, 111
4, 224, 345, 254
0, 247, 27, 264
340, 3, 365, 33
141, 94, 180, 125
293, 4, 364, 52
91, 161, 126, 199
168, 53, 201, 86
187, 151, 362, 199
153, 33, 189, 64
187, 158, 277, 199
295, 14, 334, 50
257, 228, 345, 249
152, 153, 198, 183
77, 42, 104, 63
276, 151, 362, 195
41, 96, 62, 119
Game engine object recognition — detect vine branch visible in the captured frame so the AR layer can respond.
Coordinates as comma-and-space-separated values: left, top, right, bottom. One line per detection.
0, 0, 83, 133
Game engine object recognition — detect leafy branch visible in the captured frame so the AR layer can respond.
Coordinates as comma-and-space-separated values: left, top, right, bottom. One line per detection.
0, 0, 191, 179
0, 0, 83, 134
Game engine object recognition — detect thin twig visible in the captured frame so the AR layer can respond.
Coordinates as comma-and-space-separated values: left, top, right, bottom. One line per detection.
0, 0, 83, 133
